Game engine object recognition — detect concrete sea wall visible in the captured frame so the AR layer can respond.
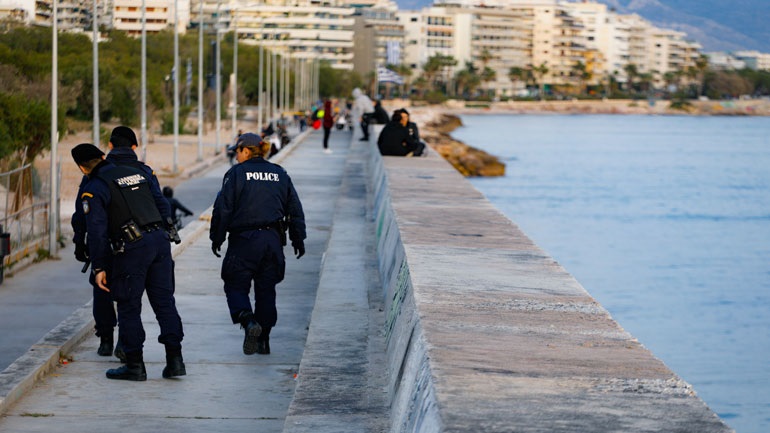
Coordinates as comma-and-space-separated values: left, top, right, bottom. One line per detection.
369, 139, 732, 432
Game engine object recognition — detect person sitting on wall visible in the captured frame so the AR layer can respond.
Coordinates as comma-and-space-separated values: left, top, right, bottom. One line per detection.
377, 110, 426, 157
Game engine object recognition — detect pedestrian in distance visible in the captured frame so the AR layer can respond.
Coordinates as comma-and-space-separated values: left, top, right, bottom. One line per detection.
71, 143, 186, 381
163, 186, 194, 230
322, 99, 335, 154
210, 132, 306, 356
351, 88, 375, 141
372, 99, 390, 125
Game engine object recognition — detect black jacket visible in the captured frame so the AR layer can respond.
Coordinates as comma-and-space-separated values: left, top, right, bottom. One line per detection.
377, 121, 420, 156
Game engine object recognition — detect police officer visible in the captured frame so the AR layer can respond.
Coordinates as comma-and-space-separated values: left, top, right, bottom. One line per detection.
70, 126, 173, 361
71, 143, 185, 381
71, 147, 121, 360
210, 132, 306, 355
106, 126, 172, 221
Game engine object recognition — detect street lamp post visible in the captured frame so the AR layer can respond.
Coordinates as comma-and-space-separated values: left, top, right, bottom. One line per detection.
197, 0, 204, 162
232, 11, 238, 142
140, 0, 147, 160
215, 0, 221, 154
49, 0, 59, 255
92, 0, 99, 148
173, 0, 180, 173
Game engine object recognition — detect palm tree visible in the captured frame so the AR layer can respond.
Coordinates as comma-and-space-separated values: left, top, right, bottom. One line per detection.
529, 63, 549, 100
571, 61, 591, 96
388, 63, 413, 97
623, 63, 639, 94
508, 66, 526, 98
422, 54, 457, 92
454, 69, 477, 99
481, 67, 496, 98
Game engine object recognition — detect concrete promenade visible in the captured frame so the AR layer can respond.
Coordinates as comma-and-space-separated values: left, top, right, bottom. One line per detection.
0, 122, 733, 432
0, 127, 387, 432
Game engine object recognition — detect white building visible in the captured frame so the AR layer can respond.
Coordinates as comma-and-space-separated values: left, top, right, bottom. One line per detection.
112, 0, 188, 35
190, 0, 355, 70
732, 50, 770, 71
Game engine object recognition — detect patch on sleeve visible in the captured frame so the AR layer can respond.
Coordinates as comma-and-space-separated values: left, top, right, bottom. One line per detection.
82, 199, 90, 214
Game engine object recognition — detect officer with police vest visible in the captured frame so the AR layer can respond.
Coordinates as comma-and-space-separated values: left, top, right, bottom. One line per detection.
70, 126, 173, 361
210, 132, 306, 355
71, 143, 185, 381
106, 126, 172, 221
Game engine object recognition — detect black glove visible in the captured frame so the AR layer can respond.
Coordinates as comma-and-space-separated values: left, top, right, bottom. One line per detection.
212, 241, 222, 258
292, 240, 305, 259
74, 242, 89, 263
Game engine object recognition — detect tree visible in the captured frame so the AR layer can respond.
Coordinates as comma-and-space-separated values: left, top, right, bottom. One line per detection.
571, 61, 591, 96
529, 63, 549, 100
623, 63, 639, 93
508, 66, 527, 97
421, 54, 457, 92
387, 63, 412, 97
454, 63, 480, 98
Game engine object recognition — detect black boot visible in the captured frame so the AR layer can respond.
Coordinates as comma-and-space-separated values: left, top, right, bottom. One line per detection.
113, 339, 126, 363
256, 327, 271, 355
162, 346, 186, 379
97, 333, 113, 356
238, 311, 262, 355
106, 351, 146, 381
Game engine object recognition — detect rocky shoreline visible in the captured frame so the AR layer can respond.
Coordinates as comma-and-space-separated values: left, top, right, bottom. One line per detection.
406, 98, 770, 177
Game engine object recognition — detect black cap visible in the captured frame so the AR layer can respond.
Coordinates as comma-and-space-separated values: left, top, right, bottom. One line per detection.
110, 126, 138, 148
236, 132, 262, 148
71, 143, 104, 165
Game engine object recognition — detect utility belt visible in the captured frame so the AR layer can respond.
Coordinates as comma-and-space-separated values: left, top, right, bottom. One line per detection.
230, 220, 287, 246
110, 220, 163, 254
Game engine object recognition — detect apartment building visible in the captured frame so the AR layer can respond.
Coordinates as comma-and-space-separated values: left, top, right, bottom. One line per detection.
189, 0, 355, 70
351, 2, 405, 77
732, 50, 770, 71
112, 0, 186, 35
0, 0, 33, 23
399, 2, 533, 97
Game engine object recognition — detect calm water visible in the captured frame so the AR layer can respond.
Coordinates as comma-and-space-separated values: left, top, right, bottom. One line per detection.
454, 114, 770, 433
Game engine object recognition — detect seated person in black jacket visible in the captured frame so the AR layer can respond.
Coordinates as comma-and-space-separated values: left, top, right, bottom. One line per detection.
377, 110, 426, 157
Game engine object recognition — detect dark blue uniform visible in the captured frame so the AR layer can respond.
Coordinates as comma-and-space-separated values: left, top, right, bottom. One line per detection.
72, 176, 116, 340
81, 160, 183, 358
72, 147, 171, 347
106, 147, 172, 221
210, 156, 306, 329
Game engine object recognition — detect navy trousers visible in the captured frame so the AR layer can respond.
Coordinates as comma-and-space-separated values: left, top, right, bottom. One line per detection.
221, 229, 285, 327
91, 269, 117, 337
110, 230, 184, 354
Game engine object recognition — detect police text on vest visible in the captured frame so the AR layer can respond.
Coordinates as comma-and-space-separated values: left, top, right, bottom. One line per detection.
246, 172, 279, 181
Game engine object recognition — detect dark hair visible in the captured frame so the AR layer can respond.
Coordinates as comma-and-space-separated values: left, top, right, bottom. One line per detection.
391, 111, 402, 123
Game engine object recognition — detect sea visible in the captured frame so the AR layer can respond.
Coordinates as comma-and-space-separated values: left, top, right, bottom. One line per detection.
452, 113, 770, 433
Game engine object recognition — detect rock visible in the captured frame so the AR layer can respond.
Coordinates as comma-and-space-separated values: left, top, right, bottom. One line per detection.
422, 114, 505, 177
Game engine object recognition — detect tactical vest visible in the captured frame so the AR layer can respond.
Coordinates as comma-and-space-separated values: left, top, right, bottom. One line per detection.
97, 165, 163, 241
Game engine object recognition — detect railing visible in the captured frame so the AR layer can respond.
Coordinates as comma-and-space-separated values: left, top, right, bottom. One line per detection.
0, 163, 54, 274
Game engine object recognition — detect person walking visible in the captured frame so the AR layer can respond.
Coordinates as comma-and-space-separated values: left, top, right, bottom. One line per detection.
71, 143, 185, 381
322, 99, 335, 154
209, 133, 306, 356
351, 88, 374, 141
